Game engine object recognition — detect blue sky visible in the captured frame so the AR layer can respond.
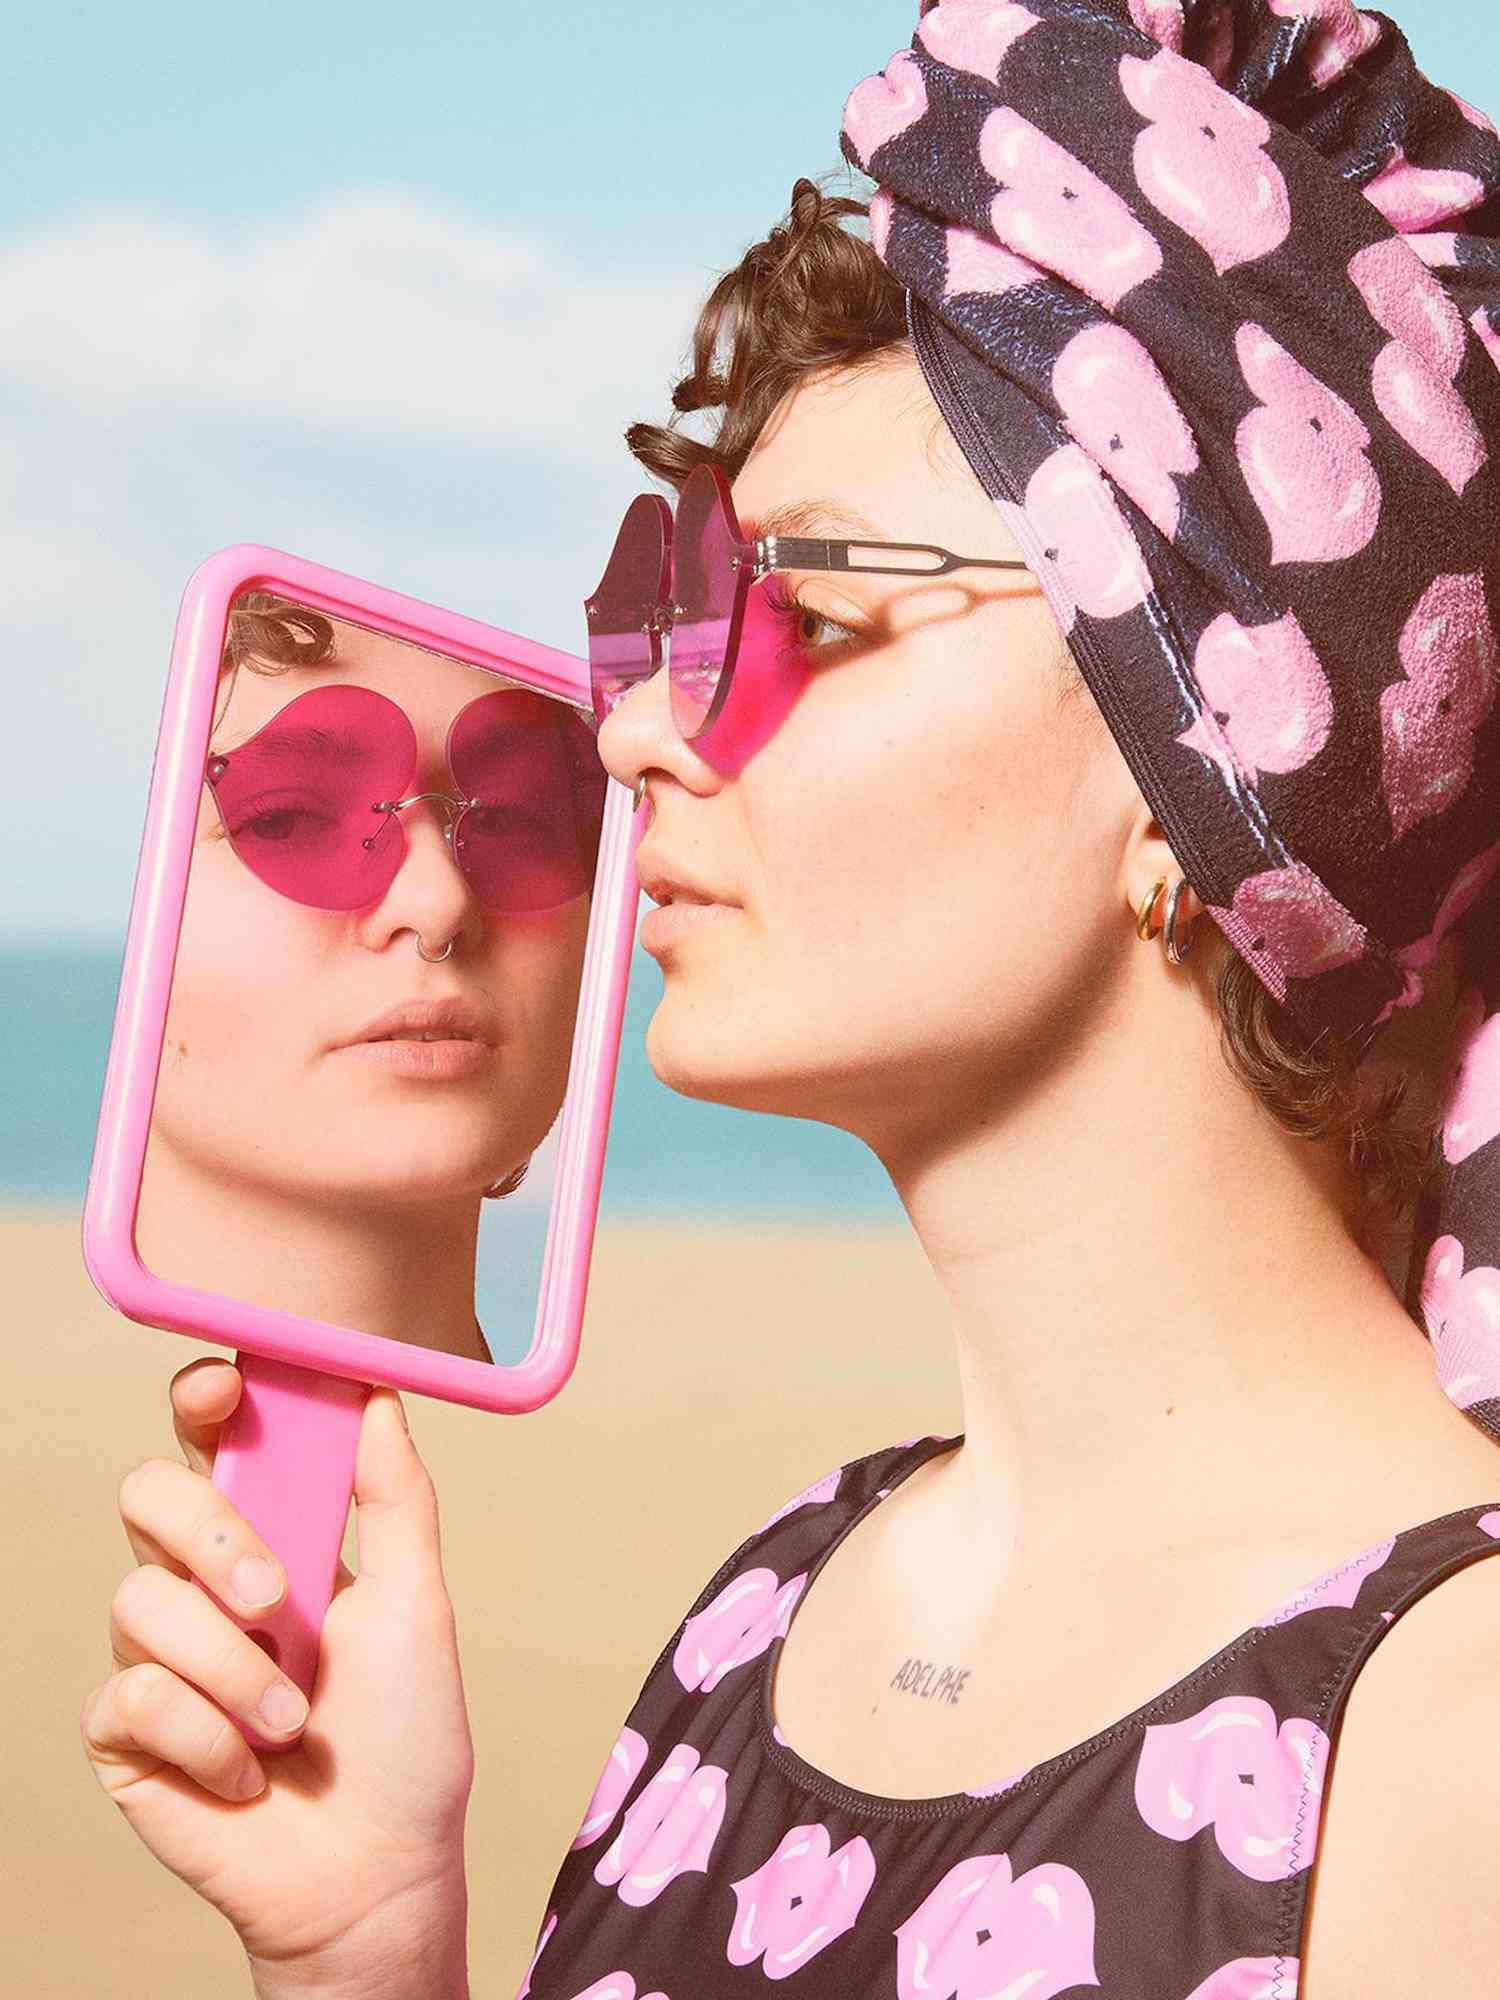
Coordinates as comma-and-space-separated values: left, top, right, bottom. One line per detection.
4, 0, 1497, 935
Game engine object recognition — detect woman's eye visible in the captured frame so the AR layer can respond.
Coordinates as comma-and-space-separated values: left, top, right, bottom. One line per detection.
762, 578, 862, 654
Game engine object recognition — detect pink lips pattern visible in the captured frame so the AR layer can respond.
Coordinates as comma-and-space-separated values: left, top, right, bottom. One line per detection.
592, 1742, 729, 1907
1205, 862, 1366, 1002
979, 108, 1164, 311
1378, 572, 1498, 841
672, 1566, 806, 1694
891, 1852, 1099, 1999
1121, 47, 1291, 275
842, 49, 928, 167
916, 0, 1040, 83
725, 1824, 878, 1978
1364, 143, 1489, 232
1134, 1693, 1331, 1882
998, 445, 1154, 626
571, 1727, 651, 1852
1053, 323, 1199, 543
1422, 1232, 1500, 1411
1349, 240, 1488, 496
1443, 986, 1500, 1165
1127, 0, 1185, 50
944, 222, 1047, 299
1175, 610, 1333, 788
1234, 323, 1382, 564
1266, 0, 1383, 90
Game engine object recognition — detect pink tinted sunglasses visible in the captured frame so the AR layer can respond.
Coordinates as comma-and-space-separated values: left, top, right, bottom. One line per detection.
584, 461, 1031, 739
204, 682, 608, 914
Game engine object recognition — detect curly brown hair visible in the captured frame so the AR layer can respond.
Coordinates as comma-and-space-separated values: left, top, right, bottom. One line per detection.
625, 175, 1453, 1287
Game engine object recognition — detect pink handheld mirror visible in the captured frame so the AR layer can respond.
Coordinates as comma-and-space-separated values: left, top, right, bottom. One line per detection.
80, 546, 646, 1754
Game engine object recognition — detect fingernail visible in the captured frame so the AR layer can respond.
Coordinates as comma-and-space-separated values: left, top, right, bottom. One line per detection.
237, 1764, 266, 1800
258, 1682, 308, 1733
233, 1554, 283, 1609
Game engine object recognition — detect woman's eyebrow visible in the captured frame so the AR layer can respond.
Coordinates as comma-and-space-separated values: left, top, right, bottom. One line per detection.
743, 498, 890, 544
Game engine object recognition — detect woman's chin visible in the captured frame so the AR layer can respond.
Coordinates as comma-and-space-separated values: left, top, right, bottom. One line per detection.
644, 1022, 809, 1118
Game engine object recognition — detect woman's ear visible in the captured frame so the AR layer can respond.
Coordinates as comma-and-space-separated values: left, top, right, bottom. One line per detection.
1121, 806, 1207, 928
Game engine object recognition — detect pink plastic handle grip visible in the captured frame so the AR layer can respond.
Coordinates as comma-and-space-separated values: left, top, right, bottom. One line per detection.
193, 1352, 369, 1756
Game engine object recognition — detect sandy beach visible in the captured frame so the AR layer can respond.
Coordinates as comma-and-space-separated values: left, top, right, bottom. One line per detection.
4, 1201, 959, 1998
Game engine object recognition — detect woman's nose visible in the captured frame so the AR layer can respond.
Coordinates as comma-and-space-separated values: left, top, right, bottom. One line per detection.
595, 662, 675, 790
387, 795, 472, 882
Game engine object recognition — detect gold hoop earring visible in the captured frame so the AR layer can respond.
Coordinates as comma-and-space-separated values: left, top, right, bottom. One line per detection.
1135, 879, 1167, 941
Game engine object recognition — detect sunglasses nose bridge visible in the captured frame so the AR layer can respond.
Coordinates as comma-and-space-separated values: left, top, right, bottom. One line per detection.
378, 787, 470, 819
365, 789, 475, 864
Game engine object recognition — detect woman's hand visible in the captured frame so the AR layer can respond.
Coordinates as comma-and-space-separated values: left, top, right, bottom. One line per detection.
80, 1359, 475, 1994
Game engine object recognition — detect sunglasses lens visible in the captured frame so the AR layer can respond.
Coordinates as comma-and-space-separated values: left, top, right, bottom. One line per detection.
205, 684, 414, 910
448, 689, 608, 912
669, 465, 742, 740
586, 493, 669, 727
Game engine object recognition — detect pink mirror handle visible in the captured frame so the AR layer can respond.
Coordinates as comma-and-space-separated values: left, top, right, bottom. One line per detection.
194, 1351, 370, 1755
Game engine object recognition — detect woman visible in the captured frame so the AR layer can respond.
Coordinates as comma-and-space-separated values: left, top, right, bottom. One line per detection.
81, 2, 1500, 1994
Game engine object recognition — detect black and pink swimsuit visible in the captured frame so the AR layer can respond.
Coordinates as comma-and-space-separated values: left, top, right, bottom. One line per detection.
518, 1431, 1500, 1998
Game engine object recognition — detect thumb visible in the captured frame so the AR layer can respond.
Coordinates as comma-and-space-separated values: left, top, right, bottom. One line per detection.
350, 1386, 444, 1589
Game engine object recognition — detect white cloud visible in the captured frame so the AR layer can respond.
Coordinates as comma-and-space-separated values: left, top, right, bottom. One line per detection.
0, 194, 703, 450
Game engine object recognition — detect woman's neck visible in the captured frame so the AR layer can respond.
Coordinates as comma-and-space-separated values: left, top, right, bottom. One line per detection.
884, 969, 1497, 1591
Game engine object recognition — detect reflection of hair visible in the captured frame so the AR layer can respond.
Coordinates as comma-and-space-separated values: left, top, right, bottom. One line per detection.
226, 591, 337, 670
216, 589, 535, 1206
215, 591, 337, 732
624, 174, 1446, 1267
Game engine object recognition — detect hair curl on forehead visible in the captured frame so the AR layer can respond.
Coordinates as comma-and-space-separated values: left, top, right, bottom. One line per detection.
626, 176, 910, 491
212, 590, 339, 737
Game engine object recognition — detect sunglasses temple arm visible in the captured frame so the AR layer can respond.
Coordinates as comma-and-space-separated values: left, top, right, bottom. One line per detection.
755, 536, 1029, 580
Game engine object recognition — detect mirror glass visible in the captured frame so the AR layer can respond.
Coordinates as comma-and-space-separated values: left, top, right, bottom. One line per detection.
134, 589, 607, 1367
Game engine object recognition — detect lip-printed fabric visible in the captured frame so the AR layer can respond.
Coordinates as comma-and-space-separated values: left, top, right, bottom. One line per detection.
517, 1431, 1500, 1997
837, 0, 1500, 1449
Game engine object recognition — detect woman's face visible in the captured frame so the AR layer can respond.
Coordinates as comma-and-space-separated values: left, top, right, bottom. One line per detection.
151, 615, 590, 1214
597, 347, 1151, 1165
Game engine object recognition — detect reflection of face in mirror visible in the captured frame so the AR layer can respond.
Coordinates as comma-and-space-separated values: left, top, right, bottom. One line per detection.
135, 591, 606, 1364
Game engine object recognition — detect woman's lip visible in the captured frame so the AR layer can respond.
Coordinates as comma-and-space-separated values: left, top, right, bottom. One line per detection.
639, 901, 737, 954
336, 1038, 493, 1077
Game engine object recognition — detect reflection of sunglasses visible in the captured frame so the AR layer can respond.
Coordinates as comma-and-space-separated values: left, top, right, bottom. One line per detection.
203, 682, 608, 913
585, 461, 1032, 740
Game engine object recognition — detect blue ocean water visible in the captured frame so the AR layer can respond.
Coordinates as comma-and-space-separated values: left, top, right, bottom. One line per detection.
0, 934, 902, 1218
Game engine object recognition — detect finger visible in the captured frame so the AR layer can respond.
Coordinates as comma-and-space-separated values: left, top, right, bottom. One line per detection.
82, 1662, 268, 1806
118, 1457, 288, 1618
110, 1564, 309, 1746
351, 1388, 446, 1593
170, 1358, 244, 1480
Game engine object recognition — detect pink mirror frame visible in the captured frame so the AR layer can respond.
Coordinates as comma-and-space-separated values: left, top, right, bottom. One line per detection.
80, 546, 647, 1744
